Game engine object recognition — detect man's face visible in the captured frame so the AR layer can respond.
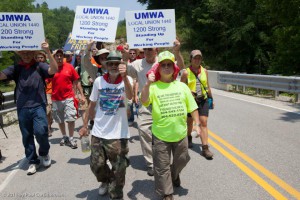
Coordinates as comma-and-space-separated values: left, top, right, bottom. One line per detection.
191, 55, 202, 66
129, 50, 137, 61
18, 51, 35, 63
65, 54, 73, 62
35, 54, 45, 63
54, 52, 64, 67
99, 53, 108, 66
106, 61, 120, 76
143, 48, 157, 60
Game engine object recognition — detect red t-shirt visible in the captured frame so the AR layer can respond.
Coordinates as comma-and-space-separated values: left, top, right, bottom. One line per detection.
51, 63, 79, 101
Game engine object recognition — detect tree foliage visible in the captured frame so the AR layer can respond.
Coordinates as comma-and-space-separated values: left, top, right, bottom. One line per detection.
139, 0, 300, 75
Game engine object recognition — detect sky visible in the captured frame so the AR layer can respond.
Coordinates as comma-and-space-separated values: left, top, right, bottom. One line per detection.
34, 0, 147, 20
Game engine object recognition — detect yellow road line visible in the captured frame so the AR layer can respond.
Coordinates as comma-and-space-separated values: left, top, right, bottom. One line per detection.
209, 130, 300, 199
208, 139, 288, 200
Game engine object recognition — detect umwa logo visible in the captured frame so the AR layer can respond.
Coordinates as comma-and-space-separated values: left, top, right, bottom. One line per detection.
83, 8, 109, 15
134, 12, 164, 19
0, 14, 31, 21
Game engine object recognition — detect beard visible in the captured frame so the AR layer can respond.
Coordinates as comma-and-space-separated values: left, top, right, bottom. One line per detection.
108, 70, 120, 76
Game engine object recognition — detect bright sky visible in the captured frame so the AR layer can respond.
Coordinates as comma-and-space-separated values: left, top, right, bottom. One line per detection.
34, 0, 147, 20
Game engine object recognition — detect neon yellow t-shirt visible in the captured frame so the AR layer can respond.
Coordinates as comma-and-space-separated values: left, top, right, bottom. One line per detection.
143, 80, 198, 142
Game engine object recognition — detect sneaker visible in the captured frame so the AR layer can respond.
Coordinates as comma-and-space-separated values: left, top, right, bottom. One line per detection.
128, 121, 134, 127
41, 155, 51, 167
202, 145, 214, 159
27, 164, 39, 175
147, 167, 154, 176
66, 138, 78, 149
98, 182, 108, 195
60, 136, 68, 146
173, 175, 181, 187
163, 194, 174, 200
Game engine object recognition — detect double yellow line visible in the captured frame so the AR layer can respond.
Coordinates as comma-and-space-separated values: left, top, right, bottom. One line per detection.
208, 130, 300, 200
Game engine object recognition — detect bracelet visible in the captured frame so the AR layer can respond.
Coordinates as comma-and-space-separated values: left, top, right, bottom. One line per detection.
193, 123, 201, 127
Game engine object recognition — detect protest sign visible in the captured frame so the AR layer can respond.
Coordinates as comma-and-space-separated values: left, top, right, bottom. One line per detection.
63, 32, 88, 51
125, 9, 176, 48
0, 13, 45, 51
71, 6, 120, 42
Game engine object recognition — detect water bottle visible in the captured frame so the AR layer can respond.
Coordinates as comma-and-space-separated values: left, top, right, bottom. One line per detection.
81, 135, 91, 153
191, 130, 199, 138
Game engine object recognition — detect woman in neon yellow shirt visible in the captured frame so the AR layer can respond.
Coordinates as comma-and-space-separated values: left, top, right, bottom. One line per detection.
141, 51, 201, 200
180, 49, 214, 159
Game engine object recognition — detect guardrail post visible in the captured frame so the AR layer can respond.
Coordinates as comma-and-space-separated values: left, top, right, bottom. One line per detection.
243, 86, 246, 93
274, 90, 279, 99
296, 94, 300, 103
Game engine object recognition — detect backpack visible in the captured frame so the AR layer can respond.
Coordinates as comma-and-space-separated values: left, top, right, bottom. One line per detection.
13, 63, 47, 104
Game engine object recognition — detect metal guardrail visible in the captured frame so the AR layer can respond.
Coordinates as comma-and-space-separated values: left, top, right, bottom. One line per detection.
218, 72, 300, 101
0, 91, 17, 115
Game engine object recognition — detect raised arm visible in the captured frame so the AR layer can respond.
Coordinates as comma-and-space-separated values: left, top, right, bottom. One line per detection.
42, 41, 57, 75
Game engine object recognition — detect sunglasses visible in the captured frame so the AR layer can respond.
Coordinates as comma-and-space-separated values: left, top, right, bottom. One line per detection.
129, 53, 136, 55
107, 62, 119, 67
143, 48, 154, 51
160, 63, 174, 68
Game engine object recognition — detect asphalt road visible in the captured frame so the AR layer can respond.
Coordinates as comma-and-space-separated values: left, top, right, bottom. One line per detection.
0, 89, 299, 200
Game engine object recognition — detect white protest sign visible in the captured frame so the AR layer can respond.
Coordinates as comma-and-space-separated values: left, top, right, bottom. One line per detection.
71, 6, 120, 42
126, 9, 176, 48
0, 13, 45, 51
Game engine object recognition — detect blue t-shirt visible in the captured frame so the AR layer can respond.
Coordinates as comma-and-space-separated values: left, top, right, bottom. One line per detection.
2, 62, 52, 109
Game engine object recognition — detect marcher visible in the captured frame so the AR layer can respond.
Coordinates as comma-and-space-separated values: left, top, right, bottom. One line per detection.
79, 51, 133, 200
52, 49, 86, 149
84, 40, 110, 81
180, 49, 214, 158
75, 50, 91, 125
141, 51, 200, 200
0, 41, 58, 175
126, 40, 185, 176
136, 48, 144, 59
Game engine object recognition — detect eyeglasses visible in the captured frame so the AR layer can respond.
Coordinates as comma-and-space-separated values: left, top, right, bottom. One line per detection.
107, 62, 119, 67
160, 63, 173, 68
143, 48, 154, 51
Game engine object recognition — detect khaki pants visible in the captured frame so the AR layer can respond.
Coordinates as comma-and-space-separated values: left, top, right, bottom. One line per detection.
137, 105, 153, 168
153, 135, 190, 197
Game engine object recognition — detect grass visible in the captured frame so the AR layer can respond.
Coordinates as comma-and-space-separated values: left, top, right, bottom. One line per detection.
0, 81, 15, 93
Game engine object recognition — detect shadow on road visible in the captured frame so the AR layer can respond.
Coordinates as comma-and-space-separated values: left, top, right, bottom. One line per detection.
129, 155, 147, 171
68, 156, 90, 165
76, 188, 111, 200
0, 158, 23, 173
127, 179, 156, 200
278, 111, 300, 123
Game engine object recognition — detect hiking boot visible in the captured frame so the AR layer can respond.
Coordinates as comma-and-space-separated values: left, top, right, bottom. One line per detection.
41, 154, 51, 167
173, 175, 181, 187
202, 145, 214, 159
163, 194, 174, 200
188, 136, 193, 148
27, 164, 39, 175
147, 167, 154, 176
66, 138, 78, 149
98, 182, 108, 195
60, 136, 68, 146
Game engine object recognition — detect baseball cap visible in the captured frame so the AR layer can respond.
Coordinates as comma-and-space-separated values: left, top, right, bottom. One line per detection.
54, 49, 64, 55
190, 50, 202, 58
158, 51, 175, 63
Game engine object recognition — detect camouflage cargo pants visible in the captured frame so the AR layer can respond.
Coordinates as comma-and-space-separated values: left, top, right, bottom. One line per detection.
90, 136, 129, 199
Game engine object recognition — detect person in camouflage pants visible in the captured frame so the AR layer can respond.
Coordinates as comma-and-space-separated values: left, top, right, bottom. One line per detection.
79, 50, 133, 200
90, 137, 129, 199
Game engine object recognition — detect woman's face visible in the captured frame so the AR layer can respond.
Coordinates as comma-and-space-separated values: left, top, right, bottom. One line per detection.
159, 60, 174, 78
